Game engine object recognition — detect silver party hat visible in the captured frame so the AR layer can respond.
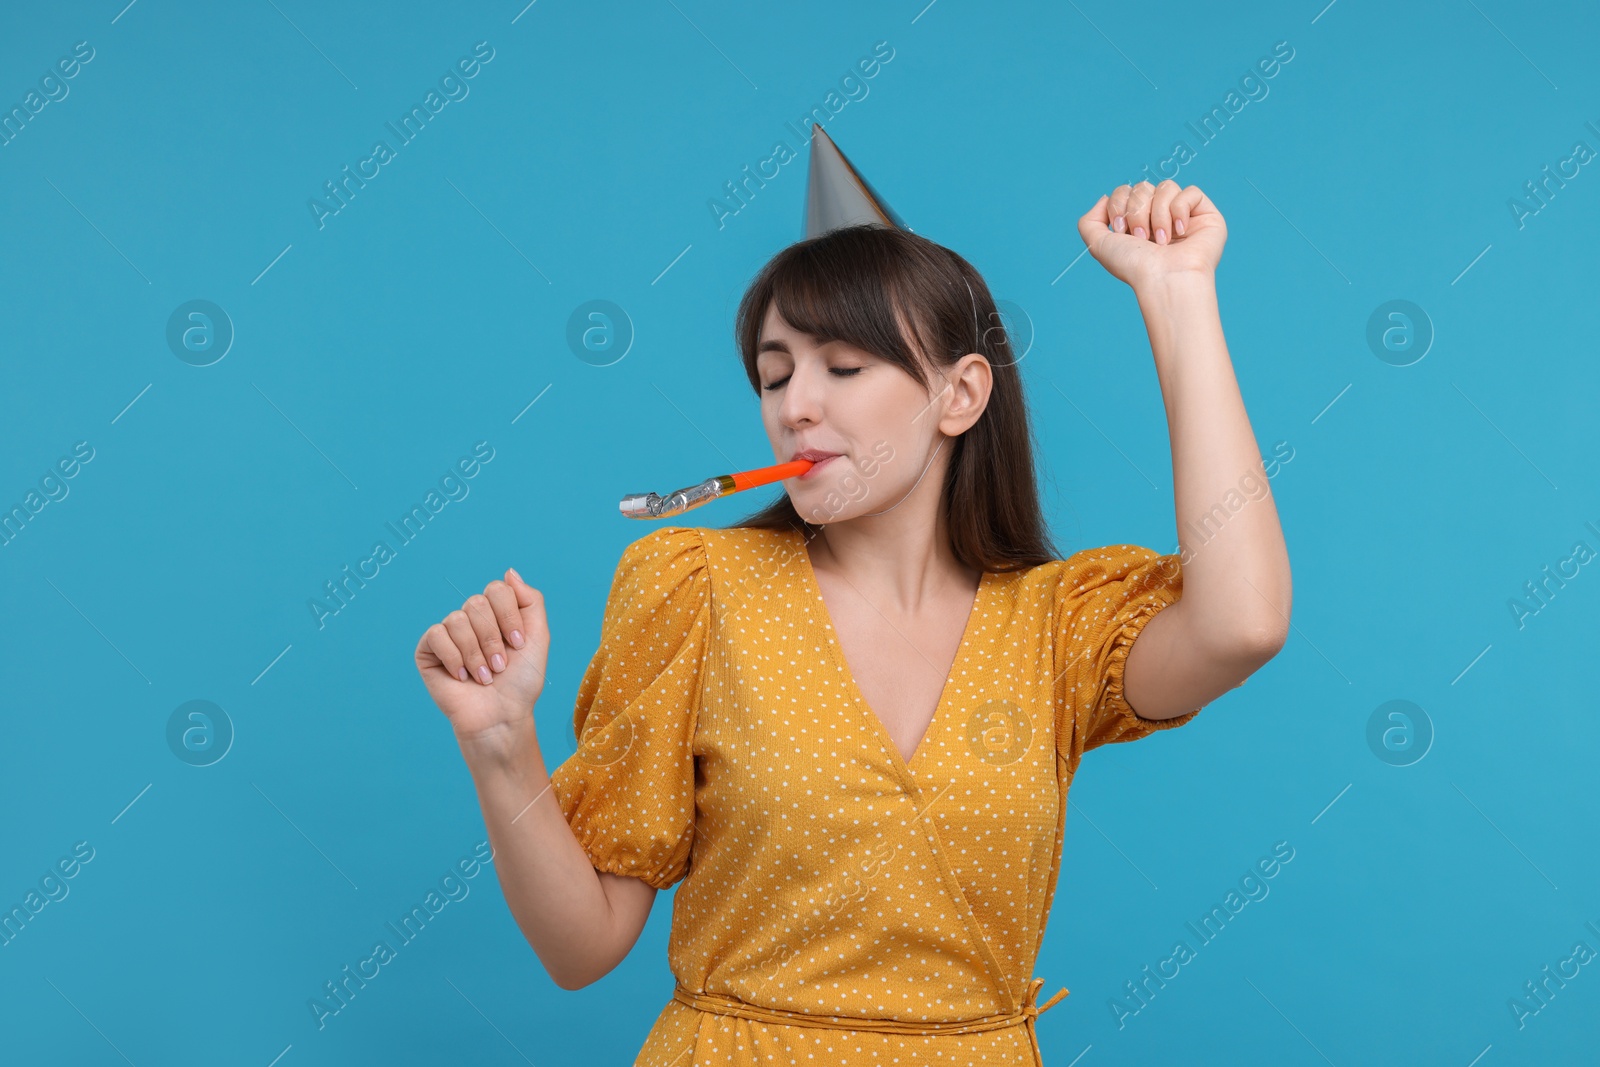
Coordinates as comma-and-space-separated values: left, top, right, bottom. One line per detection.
803, 123, 908, 238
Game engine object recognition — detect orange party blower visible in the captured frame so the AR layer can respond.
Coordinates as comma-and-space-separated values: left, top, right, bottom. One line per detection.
619, 459, 814, 519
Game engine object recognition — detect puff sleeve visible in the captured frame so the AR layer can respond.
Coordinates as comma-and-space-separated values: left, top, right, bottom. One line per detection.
1053, 544, 1202, 772
547, 526, 710, 891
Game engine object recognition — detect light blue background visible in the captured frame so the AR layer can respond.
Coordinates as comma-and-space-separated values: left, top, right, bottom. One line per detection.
2, 1, 1596, 1064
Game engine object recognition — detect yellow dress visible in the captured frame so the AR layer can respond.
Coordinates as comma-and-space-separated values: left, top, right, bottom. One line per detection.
549, 524, 1202, 1066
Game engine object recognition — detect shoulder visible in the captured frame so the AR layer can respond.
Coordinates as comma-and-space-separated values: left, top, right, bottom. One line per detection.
1002, 544, 1179, 613
998, 547, 1164, 588
603, 527, 710, 614
617, 525, 707, 568
1049, 544, 1173, 588
612, 525, 797, 597
617, 524, 790, 565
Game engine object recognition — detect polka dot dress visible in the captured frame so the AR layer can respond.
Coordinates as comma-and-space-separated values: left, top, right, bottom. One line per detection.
548, 525, 1202, 1065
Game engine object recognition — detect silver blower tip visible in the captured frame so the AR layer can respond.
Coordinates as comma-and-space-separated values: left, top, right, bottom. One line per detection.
619, 477, 726, 520
618, 493, 659, 519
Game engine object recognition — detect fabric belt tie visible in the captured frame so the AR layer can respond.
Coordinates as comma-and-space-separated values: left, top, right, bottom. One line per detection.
673, 977, 1069, 1067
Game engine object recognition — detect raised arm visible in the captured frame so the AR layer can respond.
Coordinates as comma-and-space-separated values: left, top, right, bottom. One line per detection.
1077, 181, 1293, 720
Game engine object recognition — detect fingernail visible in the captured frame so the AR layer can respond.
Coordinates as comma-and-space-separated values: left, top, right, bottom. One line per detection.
457, 667, 469, 682
1134, 226, 1146, 239
508, 567, 523, 582
1175, 218, 1185, 235
511, 630, 524, 648
1156, 228, 1167, 244
1113, 215, 1125, 232
491, 653, 505, 672
477, 665, 493, 684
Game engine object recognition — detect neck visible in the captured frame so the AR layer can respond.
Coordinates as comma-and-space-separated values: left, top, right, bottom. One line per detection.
805, 452, 978, 612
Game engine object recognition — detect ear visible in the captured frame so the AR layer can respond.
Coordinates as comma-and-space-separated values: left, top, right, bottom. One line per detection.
936, 353, 992, 436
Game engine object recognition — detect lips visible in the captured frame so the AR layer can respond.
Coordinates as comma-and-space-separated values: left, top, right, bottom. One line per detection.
798, 455, 839, 478
790, 448, 842, 479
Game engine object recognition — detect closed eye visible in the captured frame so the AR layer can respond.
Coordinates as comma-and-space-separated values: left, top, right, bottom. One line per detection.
763, 366, 865, 391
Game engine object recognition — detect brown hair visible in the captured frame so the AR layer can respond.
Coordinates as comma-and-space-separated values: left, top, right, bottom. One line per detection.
725, 223, 1059, 574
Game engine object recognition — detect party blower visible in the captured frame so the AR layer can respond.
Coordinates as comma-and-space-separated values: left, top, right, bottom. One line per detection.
619, 459, 815, 519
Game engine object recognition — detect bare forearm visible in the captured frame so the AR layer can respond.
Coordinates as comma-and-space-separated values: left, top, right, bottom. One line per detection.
458, 721, 623, 989
1136, 271, 1292, 649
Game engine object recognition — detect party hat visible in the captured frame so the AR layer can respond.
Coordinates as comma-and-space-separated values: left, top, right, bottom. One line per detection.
802, 123, 909, 238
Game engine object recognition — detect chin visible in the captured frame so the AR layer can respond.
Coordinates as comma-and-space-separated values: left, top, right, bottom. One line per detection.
785, 486, 841, 525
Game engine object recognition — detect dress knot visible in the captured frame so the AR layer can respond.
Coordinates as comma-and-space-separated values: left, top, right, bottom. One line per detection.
1022, 975, 1070, 1018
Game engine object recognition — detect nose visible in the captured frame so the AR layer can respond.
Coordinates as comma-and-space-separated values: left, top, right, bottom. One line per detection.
776, 361, 824, 430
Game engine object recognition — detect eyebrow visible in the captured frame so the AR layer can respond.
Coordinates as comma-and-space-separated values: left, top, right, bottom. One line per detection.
758, 332, 843, 356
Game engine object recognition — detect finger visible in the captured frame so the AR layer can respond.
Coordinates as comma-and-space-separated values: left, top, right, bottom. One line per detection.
1171, 185, 1214, 236
506, 566, 539, 611
420, 622, 471, 683
484, 578, 525, 651
505, 568, 550, 686
443, 609, 493, 685
464, 593, 507, 674
1077, 193, 1113, 250
1149, 180, 1182, 245
1107, 184, 1132, 233
1124, 181, 1155, 240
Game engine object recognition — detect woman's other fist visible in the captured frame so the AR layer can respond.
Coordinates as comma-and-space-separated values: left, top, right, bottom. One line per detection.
414, 567, 551, 746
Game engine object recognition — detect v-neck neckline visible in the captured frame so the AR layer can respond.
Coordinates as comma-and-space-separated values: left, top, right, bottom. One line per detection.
787, 528, 991, 780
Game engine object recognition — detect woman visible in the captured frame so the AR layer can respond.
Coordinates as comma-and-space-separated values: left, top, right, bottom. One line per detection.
414, 180, 1292, 1065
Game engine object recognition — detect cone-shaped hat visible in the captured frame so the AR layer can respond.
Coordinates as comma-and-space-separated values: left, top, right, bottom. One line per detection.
802, 123, 908, 238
